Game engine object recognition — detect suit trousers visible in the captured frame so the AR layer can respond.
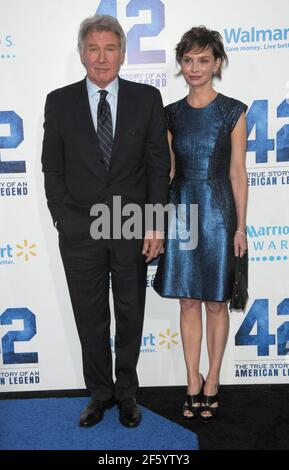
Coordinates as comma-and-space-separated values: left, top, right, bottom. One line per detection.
59, 235, 148, 401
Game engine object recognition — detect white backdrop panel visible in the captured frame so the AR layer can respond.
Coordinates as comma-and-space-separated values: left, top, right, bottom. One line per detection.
1, 0, 289, 391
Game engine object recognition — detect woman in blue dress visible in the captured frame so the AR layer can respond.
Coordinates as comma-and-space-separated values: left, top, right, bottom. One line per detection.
154, 27, 248, 421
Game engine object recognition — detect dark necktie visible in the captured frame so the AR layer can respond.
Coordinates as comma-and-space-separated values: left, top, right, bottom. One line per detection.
97, 90, 113, 171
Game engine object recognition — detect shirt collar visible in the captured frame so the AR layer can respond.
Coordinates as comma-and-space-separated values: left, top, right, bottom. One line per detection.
86, 76, 119, 98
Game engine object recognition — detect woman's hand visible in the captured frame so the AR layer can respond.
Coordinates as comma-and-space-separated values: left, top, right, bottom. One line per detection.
234, 231, 247, 257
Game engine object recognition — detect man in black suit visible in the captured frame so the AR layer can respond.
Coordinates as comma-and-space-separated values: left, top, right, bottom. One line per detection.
41, 14, 170, 428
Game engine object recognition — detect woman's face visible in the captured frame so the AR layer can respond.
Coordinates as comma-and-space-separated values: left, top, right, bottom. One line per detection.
180, 46, 221, 88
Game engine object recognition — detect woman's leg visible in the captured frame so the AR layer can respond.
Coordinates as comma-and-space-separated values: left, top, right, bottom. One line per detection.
201, 301, 229, 417
180, 298, 203, 417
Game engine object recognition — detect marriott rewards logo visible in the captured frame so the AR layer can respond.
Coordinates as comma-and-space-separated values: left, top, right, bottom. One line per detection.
224, 26, 289, 52
247, 224, 289, 263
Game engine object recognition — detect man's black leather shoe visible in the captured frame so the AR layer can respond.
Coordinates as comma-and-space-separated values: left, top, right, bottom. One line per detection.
79, 398, 114, 427
118, 397, 141, 428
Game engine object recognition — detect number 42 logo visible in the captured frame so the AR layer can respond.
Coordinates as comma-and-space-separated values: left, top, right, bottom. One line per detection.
0, 111, 25, 174
0, 308, 38, 365
96, 0, 166, 64
235, 298, 289, 356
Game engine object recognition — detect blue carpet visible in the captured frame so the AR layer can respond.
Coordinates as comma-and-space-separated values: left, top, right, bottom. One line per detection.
0, 397, 198, 450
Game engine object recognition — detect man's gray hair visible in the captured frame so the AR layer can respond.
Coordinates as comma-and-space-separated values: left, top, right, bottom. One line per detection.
78, 14, 126, 53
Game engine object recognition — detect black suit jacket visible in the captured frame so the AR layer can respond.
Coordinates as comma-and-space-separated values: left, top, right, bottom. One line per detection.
41, 77, 170, 244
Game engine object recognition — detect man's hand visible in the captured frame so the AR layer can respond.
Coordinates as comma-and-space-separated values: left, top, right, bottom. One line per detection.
142, 231, 164, 263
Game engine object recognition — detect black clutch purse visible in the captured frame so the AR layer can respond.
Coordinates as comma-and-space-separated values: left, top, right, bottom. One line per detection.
229, 253, 248, 311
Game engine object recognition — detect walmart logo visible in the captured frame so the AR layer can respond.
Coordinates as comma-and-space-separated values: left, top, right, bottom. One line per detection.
0, 240, 37, 265
159, 329, 179, 349
224, 27, 289, 44
110, 329, 179, 353
16, 240, 36, 262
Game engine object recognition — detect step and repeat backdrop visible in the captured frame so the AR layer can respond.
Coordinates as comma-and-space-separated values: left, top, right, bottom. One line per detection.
1, 0, 289, 393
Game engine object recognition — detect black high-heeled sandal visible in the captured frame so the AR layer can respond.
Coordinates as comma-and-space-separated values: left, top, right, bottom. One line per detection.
182, 375, 204, 420
200, 389, 219, 422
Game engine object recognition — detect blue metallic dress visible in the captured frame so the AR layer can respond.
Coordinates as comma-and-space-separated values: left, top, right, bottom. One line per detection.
154, 93, 247, 302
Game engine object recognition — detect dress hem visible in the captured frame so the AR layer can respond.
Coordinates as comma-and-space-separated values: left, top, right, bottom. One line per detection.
153, 290, 230, 303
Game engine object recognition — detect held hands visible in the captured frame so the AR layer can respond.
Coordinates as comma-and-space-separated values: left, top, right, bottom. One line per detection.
234, 230, 247, 257
142, 230, 165, 263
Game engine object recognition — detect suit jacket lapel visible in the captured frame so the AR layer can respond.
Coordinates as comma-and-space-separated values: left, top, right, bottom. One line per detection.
76, 78, 104, 158
110, 78, 135, 171
75, 78, 135, 174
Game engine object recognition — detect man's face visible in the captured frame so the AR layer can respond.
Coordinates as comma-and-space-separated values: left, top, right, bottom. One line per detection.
80, 29, 125, 88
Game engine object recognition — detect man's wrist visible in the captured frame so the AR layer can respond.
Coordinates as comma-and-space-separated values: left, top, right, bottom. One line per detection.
145, 230, 165, 239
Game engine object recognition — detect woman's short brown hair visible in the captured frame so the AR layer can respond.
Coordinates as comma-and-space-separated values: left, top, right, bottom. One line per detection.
176, 26, 228, 79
